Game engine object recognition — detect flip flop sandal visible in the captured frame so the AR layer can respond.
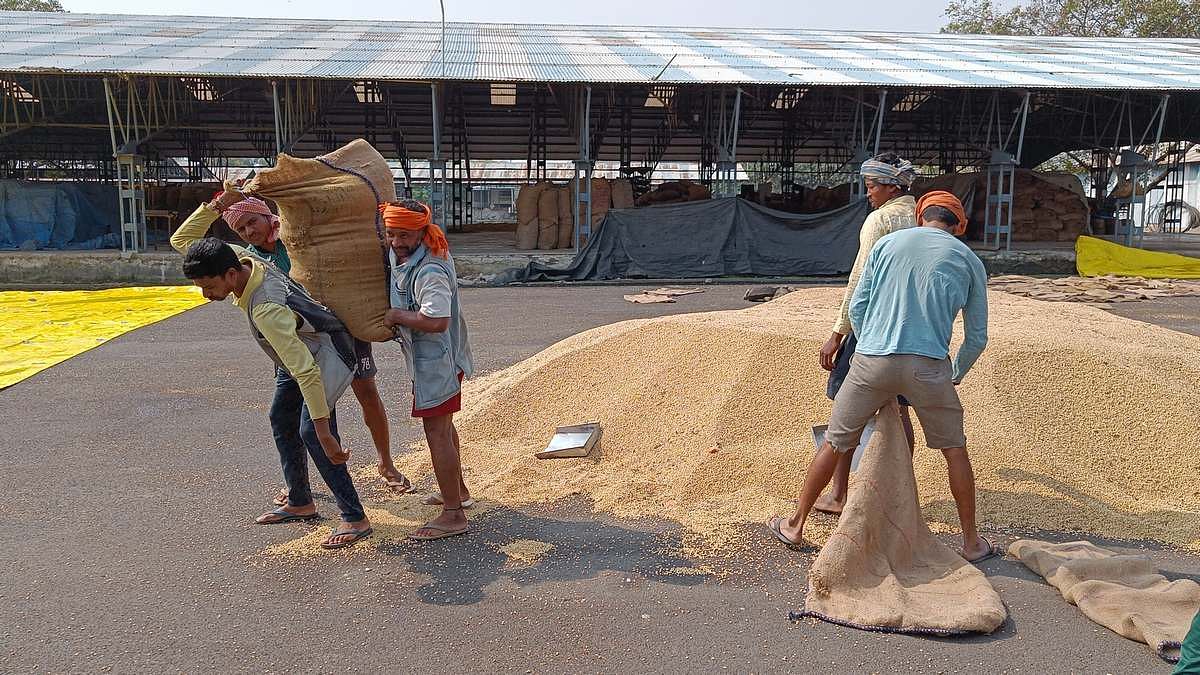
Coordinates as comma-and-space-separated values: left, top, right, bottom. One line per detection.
421, 493, 476, 508
385, 476, 414, 494
256, 507, 321, 525
409, 522, 470, 541
966, 537, 1002, 564
766, 516, 805, 549
321, 527, 374, 549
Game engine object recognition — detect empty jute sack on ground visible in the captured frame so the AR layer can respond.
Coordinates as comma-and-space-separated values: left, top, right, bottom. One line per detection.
243, 139, 396, 342
793, 404, 1007, 635
1010, 539, 1200, 662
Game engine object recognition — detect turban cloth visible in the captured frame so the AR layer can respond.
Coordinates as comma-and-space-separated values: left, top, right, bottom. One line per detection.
378, 201, 449, 259
860, 158, 917, 188
217, 195, 280, 245
916, 190, 968, 236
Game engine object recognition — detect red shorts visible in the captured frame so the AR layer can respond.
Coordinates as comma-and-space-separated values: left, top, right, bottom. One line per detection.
412, 371, 464, 418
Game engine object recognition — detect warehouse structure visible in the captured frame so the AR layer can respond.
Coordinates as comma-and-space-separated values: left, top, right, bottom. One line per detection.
2, 10, 1200, 253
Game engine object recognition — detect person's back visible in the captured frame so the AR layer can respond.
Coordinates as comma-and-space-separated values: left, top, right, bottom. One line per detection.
850, 226, 988, 383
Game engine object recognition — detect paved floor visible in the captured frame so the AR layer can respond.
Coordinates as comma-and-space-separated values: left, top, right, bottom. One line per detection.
1, 285, 1194, 673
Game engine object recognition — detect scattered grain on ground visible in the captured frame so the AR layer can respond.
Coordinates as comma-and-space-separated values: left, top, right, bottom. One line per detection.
390, 287, 1200, 554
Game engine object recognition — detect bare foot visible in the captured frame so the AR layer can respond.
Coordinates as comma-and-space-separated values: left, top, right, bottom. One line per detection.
813, 492, 845, 516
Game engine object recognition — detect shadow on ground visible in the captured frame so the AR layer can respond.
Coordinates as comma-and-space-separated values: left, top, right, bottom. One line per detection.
370, 506, 711, 606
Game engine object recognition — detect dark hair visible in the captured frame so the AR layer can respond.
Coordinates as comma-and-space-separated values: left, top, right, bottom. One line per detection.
871, 151, 905, 167
182, 237, 241, 279
921, 205, 959, 227
393, 199, 428, 213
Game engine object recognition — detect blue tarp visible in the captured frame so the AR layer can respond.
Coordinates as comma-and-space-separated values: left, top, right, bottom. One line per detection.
0, 181, 120, 250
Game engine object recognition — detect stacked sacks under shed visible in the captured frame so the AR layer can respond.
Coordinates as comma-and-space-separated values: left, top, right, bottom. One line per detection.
916, 170, 1089, 242
536, 185, 560, 250
556, 185, 574, 248
610, 178, 635, 209
515, 182, 546, 250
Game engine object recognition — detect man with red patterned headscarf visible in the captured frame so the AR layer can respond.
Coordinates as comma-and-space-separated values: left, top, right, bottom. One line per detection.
380, 199, 475, 542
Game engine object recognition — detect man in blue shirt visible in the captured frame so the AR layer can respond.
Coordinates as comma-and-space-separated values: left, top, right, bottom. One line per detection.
769, 191, 995, 564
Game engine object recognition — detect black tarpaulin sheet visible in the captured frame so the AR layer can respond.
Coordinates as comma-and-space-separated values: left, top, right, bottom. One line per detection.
499, 196, 872, 282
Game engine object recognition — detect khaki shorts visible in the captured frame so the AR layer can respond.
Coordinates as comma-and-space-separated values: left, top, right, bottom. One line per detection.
825, 353, 966, 451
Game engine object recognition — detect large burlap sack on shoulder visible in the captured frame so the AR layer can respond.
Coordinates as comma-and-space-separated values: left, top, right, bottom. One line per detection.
556, 186, 574, 248
1009, 538, 1200, 662
242, 138, 395, 343
536, 186, 559, 250
515, 183, 544, 250
795, 404, 1007, 636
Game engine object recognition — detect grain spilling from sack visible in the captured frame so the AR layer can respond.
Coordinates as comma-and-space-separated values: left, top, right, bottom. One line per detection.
395, 287, 1200, 554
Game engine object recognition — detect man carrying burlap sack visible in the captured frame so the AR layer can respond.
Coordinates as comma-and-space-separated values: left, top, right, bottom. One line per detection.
171, 188, 413, 498
770, 191, 996, 564
176, 237, 373, 549
379, 200, 476, 542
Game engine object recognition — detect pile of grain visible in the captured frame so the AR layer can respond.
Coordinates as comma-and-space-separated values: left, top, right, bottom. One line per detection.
989, 275, 1200, 304
498, 539, 555, 567
394, 287, 1200, 553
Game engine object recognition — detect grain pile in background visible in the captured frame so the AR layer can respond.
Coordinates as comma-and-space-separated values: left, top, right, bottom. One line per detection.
395, 287, 1200, 554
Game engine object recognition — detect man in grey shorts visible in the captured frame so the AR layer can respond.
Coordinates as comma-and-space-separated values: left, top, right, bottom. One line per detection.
769, 190, 996, 563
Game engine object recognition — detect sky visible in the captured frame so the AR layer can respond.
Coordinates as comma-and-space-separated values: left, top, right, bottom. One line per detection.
57, 0, 953, 33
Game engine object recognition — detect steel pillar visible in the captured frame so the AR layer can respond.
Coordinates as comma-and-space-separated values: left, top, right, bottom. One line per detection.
573, 86, 593, 250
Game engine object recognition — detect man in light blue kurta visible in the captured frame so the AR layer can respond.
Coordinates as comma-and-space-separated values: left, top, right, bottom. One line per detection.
770, 193, 996, 565
848, 225, 988, 384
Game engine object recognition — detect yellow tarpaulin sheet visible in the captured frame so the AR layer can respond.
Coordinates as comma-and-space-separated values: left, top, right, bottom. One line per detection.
1076, 235, 1200, 279
0, 286, 206, 389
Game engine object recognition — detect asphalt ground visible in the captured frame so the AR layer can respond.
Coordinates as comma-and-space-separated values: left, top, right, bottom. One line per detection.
1, 285, 1196, 673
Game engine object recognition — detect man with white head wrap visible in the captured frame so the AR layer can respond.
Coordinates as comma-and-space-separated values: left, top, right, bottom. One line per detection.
813, 152, 919, 516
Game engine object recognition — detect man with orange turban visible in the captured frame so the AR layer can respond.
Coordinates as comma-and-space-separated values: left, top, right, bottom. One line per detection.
380, 200, 475, 542
771, 189, 996, 565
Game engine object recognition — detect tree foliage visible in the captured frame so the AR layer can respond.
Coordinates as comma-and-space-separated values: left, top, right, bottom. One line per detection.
943, 0, 1200, 38
0, 0, 65, 10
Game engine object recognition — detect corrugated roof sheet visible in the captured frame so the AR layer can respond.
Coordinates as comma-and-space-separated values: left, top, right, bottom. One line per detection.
2, 10, 1200, 89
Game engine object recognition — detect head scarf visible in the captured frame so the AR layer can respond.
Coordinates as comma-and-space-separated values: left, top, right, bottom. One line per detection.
860, 157, 917, 188
216, 195, 281, 244
916, 190, 968, 236
378, 201, 450, 259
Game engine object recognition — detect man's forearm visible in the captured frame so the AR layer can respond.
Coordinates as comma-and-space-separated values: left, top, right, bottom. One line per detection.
387, 309, 449, 333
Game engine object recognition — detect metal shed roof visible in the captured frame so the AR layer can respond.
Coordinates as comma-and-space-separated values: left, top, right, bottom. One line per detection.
2, 10, 1200, 89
